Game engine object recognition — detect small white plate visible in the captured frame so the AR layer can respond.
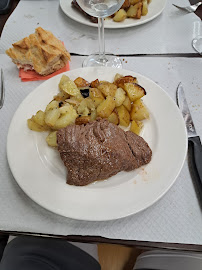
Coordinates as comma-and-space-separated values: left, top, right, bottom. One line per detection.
7, 67, 187, 221
60, 0, 167, 29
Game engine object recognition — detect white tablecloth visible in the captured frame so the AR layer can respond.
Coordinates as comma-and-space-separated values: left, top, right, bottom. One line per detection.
0, 0, 201, 55
0, 54, 202, 245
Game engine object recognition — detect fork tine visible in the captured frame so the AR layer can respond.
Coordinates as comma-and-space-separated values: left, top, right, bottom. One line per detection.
0, 69, 5, 109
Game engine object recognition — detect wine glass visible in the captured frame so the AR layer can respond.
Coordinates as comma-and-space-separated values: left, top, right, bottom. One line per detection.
76, 0, 125, 68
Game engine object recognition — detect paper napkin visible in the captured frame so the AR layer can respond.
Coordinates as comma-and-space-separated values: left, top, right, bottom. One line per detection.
19, 61, 70, 82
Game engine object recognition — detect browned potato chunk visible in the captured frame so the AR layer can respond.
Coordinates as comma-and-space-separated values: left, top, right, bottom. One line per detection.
142, 0, 148, 16
130, 120, 143, 135
90, 110, 97, 121
98, 82, 117, 97
53, 105, 78, 130
45, 108, 60, 127
97, 96, 116, 118
113, 9, 127, 22
33, 110, 46, 127
74, 77, 90, 88
53, 91, 70, 101
130, 99, 149, 121
108, 112, 119, 125
90, 79, 100, 88
46, 131, 58, 147
122, 96, 132, 112
27, 117, 49, 132
130, 0, 141, 4
114, 73, 123, 82
116, 105, 130, 127
114, 75, 137, 89
89, 88, 104, 108
115, 87, 126, 107
121, 0, 130, 9
136, 1, 143, 19
45, 100, 59, 111
127, 2, 143, 18
75, 116, 91, 125
127, 4, 138, 18
124, 83, 146, 102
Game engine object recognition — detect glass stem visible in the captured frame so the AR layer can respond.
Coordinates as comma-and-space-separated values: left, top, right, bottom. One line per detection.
98, 17, 106, 62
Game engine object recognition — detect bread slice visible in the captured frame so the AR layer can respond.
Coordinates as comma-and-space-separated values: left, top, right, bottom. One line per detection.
6, 27, 71, 76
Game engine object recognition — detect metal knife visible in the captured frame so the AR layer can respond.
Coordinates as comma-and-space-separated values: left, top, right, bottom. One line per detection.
177, 82, 202, 187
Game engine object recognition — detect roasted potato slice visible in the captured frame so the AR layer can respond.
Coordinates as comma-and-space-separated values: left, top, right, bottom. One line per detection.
45, 100, 59, 112
33, 110, 46, 126
75, 116, 91, 125
74, 77, 90, 88
114, 73, 123, 82
124, 83, 146, 102
114, 87, 126, 107
130, 120, 143, 135
53, 91, 70, 101
116, 105, 130, 127
121, 0, 130, 9
142, 0, 148, 16
53, 105, 78, 130
130, 99, 149, 121
89, 88, 105, 107
58, 75, 70, 91
115, 75, 137, 89
77, 97, 95, 116
113, 9, 127, 22
98, 82, 117, 97
65, 97, 81, 107
27, 117, 50, 132
97, 96, 116, 118
108, 111, 119, 125
59, 75, 82, 99
90, 110, 97, 121
130, 0, 141, 5
122, 96, 132, 112
45, 108, 60, 127
136, 1, 143, 19
90, 79, 100, 88
127, 4, 138, 18
46, 131, 58, 147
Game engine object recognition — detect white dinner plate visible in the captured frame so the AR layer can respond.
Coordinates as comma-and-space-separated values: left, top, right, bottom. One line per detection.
7, 67, 187, 221
60, 0, 167, 29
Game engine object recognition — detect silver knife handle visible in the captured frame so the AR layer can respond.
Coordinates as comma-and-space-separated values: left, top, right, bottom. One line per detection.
188, 136, 202, 191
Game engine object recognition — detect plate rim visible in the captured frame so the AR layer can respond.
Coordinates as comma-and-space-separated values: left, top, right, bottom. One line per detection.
7, 67, 187, 221
59, 0, 167, 29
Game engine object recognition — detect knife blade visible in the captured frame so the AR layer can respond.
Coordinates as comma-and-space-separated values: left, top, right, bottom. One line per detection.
177, 82, 202, 189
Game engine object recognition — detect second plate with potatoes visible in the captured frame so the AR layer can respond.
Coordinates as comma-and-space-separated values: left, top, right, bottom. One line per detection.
60, 0, 167, 29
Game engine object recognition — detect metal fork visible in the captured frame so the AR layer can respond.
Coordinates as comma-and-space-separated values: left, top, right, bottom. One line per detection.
0, 69, 5, 109
173, 2, 202, 12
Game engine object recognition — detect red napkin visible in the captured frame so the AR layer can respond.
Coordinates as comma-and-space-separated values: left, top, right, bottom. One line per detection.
19, 61, 70, 82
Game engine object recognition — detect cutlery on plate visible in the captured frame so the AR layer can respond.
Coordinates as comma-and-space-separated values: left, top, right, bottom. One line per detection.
173, 2, 202, 12
0, 69, 5, 109
177, 83, 202, 189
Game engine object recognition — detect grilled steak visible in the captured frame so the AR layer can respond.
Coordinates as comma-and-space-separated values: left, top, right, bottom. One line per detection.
57, 119, 152, 186
71, 0, 98, 23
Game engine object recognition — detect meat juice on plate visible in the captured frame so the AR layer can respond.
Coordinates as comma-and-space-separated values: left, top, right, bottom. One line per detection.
76, 0, 124, 17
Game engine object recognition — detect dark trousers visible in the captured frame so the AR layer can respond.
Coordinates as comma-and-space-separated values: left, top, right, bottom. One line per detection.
0, 236, 101, 270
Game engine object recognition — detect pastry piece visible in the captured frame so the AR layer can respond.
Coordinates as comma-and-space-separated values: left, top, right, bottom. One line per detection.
6, 27, 71, 76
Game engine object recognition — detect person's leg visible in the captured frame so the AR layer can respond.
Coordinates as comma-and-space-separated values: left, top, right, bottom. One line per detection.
133, 249, 202, 270
0, 235, 8, 261
0, 236, 101, 270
